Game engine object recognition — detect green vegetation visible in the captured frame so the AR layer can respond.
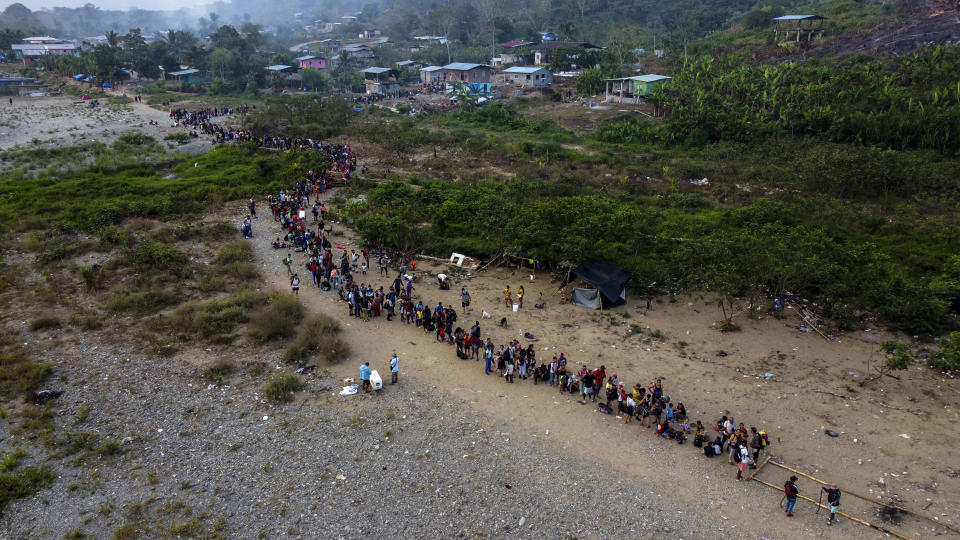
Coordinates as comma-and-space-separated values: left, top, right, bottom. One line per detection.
103, 289, 180, 316
0, 462, 55, 514
28, 316, 62, 331
283, 314, 350, 365
212, 241, 254, 265
0, 145, 291, 235
933, 332, 960, 372
0, 345, 51, 402
169, 290, 263, 338
261, 373, 304, 403
247, 293, 304, 343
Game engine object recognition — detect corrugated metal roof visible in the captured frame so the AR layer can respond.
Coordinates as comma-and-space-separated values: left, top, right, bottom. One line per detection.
395, 60, 415, 66
498, 40, 534, 48
442, 62, 491, 71
296, 55, 316, 61
632, 74, 670, 82
169, 69, 199, 76
363, 67, 392, 74
772, 15, 825, 21
420, 65, 444, 72
265, 65, 293, 71
503, 66, 547, 74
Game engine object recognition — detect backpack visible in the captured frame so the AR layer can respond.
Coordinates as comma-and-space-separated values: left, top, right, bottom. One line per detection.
598, 402, 612, 415
785, 483, 798, 497
759, 431, 770, 448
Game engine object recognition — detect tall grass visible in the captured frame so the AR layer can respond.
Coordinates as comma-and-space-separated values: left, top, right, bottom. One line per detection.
261, 374, 304, 403
246, 293, 304, 343
170, 290, 263, 338
283, 314, 350, 364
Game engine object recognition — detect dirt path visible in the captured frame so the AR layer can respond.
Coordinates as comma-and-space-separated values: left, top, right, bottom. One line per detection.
240, 195, 960, 539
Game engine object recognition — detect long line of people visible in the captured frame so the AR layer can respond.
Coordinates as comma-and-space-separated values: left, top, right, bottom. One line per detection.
262, 162, 773, 483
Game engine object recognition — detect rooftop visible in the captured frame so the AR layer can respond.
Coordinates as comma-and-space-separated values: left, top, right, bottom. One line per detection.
503, 66, 547, 74
533, 41, 602, 50
772, 15, 825, 21
442, 62, 492, 71
363, 67, 393, 74
498, 40, 534, 48
420, 65, 444, 72
168, 68, 199, 76
295, 55, 317, 61
265, 65, 293, 71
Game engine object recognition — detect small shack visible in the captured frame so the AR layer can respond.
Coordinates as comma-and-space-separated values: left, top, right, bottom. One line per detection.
604, 74, 670, 103
562, 259, 632, 309
772, 15, 826, 43
362, 67, 400, 95
503, 66, 552, 87
419, 65, 445, 83
442, 62, 494, 95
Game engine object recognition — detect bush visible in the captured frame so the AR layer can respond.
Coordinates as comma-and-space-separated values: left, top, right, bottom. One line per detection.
68, 312, 103, 330
129, 241, 188, 272
0, 346, 51, 401
247, 293, 304, 343
102, 289, 181, 315
932, 332, 960, 371
261, 373, 304, 403
203, 359, 235, 384
164, 132, 190, 145
880, 339, 912, 370
282, 314, 350, 364
212, 241, 253, 265
170, 291, 262, 338
0, 464, 55, 514
223, 262, 258, 280
28, 316, 62, 331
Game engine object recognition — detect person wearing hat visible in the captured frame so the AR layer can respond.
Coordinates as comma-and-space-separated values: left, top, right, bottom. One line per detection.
823, 483, 841, 525
784, 476, 800, 517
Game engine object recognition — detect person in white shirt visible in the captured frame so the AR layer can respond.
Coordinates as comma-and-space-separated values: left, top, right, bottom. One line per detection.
390, 353, 399, 384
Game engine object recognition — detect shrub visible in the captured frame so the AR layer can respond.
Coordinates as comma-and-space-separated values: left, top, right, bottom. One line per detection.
75, 264, 110, 291
103, 289, 180, 315
932, 332, 960, 371
0, 464, 55, 514
129, 241, 188, 272
0, 346, 51, 401
247, 293, 303, 343
212, 241, 253, 265
68, 312, 103, 330
203, 359, 235, 384
282, 314, 350, 364
880, 339, 912, 370
261, 373, 304, 403
169, 290, 261, 338
223, 262, 258, 280
28, 316, 62, 331
163, 132, 190, 144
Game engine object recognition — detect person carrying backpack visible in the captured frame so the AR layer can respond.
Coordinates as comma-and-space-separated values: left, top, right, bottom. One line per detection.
750, 426, 768, 468
823, 484, 841, 525
784, 476, 800, 517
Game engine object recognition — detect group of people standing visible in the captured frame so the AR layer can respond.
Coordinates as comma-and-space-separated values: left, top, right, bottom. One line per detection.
259, 162, 846, 529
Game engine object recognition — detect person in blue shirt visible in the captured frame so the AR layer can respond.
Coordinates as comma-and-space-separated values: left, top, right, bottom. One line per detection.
390, 353, 399, 384
359, 362, 372, 392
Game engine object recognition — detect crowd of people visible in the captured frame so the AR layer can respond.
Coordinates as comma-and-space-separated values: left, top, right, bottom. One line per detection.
250, 156, 858, 527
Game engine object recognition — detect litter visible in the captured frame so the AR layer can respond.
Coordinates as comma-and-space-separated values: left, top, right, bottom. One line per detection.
339, 384, 359, 396
900, 433, 911, 439
764, 373, 774, 379
524, 332, 538, 342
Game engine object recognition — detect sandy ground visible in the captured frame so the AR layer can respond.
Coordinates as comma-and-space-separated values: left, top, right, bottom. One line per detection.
7, 97, 959, 538
0, 94, 213, 154
242, 201, 960, 540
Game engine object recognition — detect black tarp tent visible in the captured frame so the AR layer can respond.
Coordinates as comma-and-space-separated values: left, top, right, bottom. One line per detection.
563, 259, 631, 308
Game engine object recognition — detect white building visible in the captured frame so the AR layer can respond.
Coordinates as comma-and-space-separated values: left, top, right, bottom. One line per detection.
503, 66, 552, 87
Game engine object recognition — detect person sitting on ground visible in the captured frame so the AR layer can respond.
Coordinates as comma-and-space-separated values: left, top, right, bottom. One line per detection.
693, 421, 706, 447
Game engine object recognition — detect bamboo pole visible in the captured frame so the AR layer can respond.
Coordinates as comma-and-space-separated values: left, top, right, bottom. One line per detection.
765, 461, 960, 535
748, 456, 771, 480
750, 476, 914, 540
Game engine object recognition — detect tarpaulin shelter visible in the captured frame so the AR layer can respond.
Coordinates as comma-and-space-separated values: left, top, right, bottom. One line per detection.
73, 73, 84, 79
563, 259, 631, 309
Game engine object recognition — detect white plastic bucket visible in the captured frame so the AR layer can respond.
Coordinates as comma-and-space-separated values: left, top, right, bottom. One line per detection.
513, 304, 519, 312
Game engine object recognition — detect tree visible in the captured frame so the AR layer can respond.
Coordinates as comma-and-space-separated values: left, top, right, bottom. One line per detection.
575, 67, 605, 96
122, 28, 149, 80
331, 51, 361, 92
300, 68, 328, 92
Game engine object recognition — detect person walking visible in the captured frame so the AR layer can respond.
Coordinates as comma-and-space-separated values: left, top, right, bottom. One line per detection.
517, 285, 524, 309
282, 252, 293, 276
290, 274, 300, 296
359, 362, 372, 393
736, 444, 751, 480
460, 287, 471, 312
784, 476, 800, 517
390, 353, 399, 384
823, 483, 841, 525
503, 285, 512, 308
